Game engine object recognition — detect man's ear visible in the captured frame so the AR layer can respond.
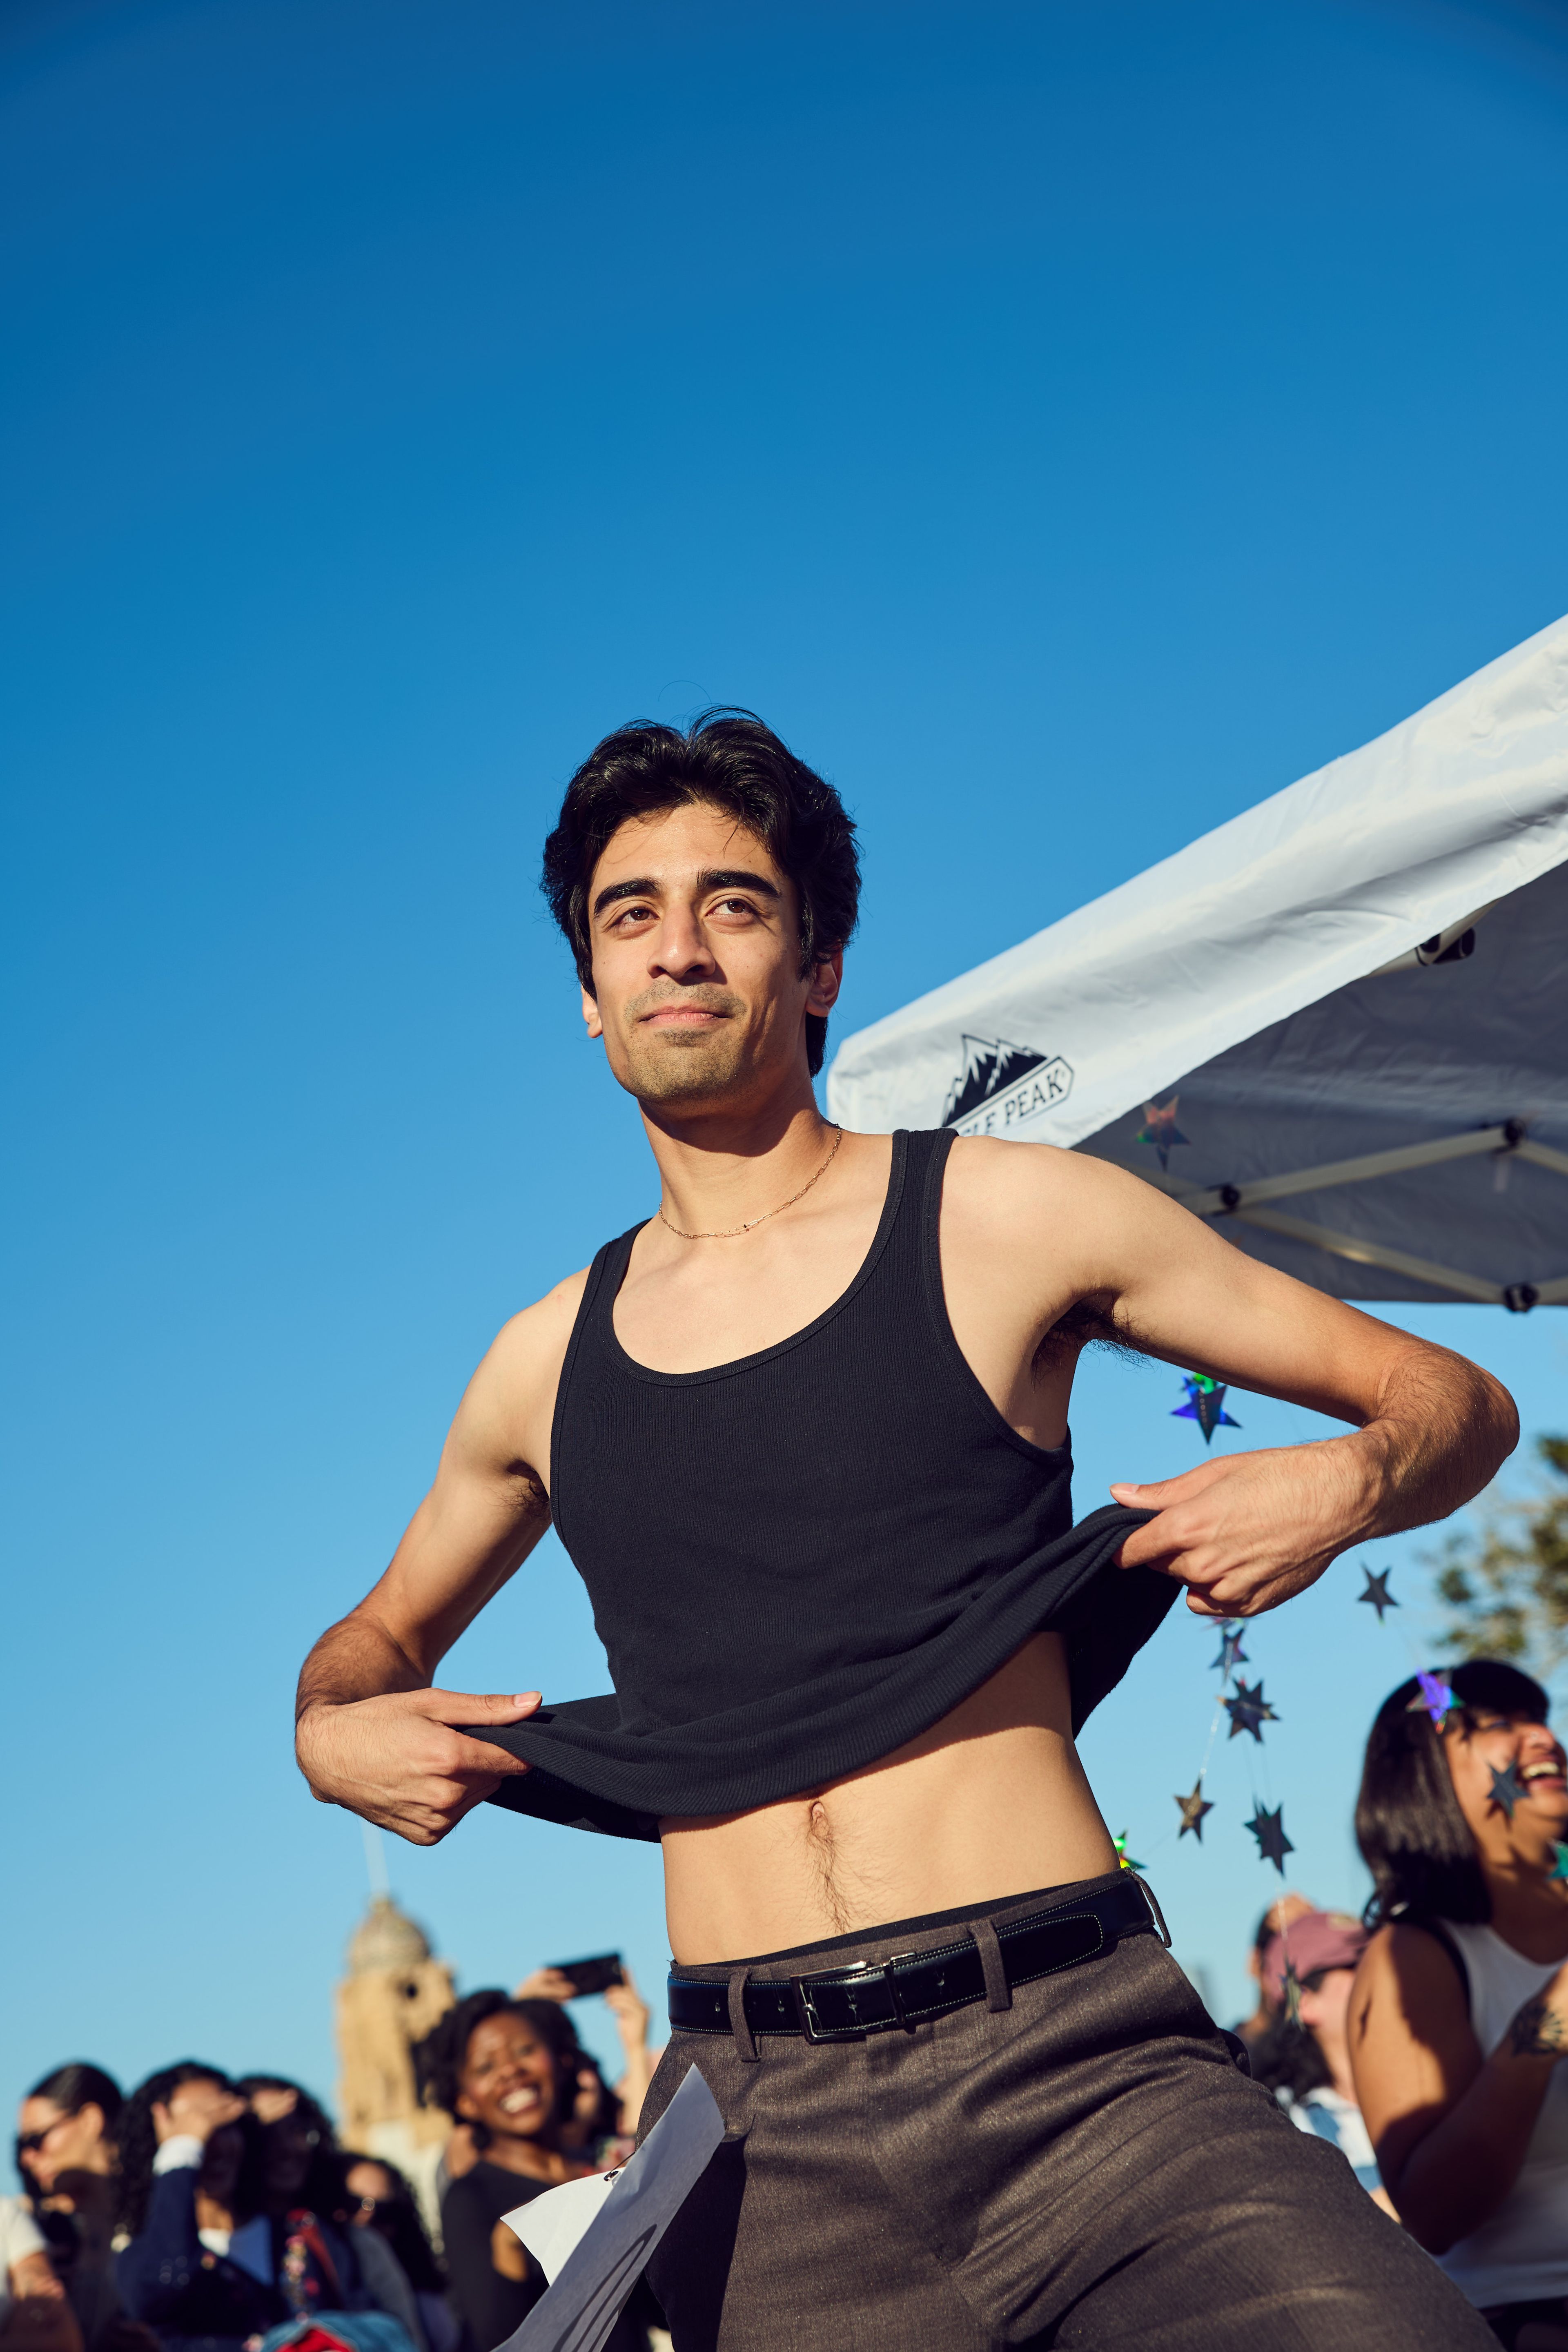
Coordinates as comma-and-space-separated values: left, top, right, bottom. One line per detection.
806, 947, 843, 1017
581, 985, 604, 1041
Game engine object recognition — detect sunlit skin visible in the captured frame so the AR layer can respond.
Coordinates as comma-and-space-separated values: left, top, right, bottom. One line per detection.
294, 799, 1517, 1960
1350, 1707, 1568, 2253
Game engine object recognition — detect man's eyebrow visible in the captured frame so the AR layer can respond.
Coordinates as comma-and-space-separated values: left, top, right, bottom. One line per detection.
592, 876, 657, 917
591, 868, 781, 918
699, 868, 780, 900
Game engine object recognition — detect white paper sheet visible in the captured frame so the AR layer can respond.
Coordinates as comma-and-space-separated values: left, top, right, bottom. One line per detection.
494, 2065, 725, 2352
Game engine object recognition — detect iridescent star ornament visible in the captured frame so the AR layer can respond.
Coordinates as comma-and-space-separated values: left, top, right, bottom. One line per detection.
1172, 1374, 1241, 1444
1246, 1803, 1294, 1874
1488, 1761, 1525, 1821
1175, 1781, 1215, 1841
1113, 1830, 1147, 1873
1225, 1678, 1279, 1743
1357, 1567, 1397, 1622
1209, 1624, 1249, 1678
1281, 1961, 1303, 2027
1406, 1670, 1456, 1729
1136, 1097, 1189, 1173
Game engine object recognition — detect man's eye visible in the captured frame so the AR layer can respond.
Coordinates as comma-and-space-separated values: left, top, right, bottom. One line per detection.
714, 898, 757, 916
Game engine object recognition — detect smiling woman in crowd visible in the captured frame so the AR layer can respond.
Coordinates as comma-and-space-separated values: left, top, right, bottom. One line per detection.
1350, 1660, 1568, 2351
415, 1994, 650, 2352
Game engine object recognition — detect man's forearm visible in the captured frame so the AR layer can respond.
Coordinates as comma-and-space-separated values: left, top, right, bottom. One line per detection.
295, 1607, 432, 1722
1350, 1341, 1518, 1542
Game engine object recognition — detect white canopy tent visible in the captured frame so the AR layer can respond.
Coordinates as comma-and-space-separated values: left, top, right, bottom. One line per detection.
827, 615, 1568, 1310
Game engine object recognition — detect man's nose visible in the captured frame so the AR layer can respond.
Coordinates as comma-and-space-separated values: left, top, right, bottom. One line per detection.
649, 906, 716, 979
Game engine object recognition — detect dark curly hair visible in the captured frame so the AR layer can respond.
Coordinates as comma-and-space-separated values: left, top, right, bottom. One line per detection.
1356, 1658, 1550, 1929
412, 1993, 583, 2145
117, 2063, 267, 2239
540, 708, 860, 1079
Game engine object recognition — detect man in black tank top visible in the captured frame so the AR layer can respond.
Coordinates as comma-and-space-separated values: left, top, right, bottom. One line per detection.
296, 712, 1512, 2350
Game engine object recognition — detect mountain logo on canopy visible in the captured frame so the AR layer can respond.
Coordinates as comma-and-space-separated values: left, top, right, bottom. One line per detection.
942, 1033, 1074, 1136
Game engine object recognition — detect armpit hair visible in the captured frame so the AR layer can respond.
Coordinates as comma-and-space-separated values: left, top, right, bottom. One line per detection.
1033, 1292, 1149, 1371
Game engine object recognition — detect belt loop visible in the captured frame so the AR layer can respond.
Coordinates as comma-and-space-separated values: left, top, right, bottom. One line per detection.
728, 1967, 760, 2061
969, 1917, 1011, 2012
1131, 1872, 1172, 1948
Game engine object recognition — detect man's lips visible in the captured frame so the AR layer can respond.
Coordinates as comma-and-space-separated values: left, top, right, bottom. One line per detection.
640, 1006, 726, 1025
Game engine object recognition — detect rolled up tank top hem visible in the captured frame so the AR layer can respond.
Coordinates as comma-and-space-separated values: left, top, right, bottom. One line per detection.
475, 1497, 1158, 1839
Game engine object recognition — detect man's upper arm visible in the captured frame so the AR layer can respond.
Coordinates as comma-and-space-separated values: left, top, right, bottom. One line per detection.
349, 1270, 588, 1673
1020, 1144, 1473, 1425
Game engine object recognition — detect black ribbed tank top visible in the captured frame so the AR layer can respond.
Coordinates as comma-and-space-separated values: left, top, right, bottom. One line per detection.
478, 1128, 1168, 1841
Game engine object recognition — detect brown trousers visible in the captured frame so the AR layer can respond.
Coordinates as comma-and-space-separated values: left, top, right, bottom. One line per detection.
639, 1872, 1494, 2351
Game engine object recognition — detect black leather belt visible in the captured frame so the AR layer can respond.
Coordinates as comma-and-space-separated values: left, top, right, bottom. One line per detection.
668, 1872, 1162, 2044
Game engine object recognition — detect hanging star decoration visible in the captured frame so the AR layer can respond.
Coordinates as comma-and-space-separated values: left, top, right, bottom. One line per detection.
1357, 1567, 1398, 1622
1172, 1373, 1241, 1443
1549, 1844, 1568, 1883
1175, 1780, 1215, 1841
1135, 1096, 1189, 1173
1281, 1960, 1303, 2027
1209, 1623, 1250, 1678
1113, 1830, 1147, 1873
1225, 1677, 1279, 1743
1406, 1670, 1457, 1728
1246, 1803, 1294, 1874
1488, 1761, 1525, 1820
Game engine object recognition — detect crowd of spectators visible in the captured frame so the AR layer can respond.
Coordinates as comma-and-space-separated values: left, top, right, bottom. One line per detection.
5, 1967, 665, 2352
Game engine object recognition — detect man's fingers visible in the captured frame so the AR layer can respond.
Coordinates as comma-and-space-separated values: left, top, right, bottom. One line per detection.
418, 1687, 543, 1725
445, 1730, 535, 1779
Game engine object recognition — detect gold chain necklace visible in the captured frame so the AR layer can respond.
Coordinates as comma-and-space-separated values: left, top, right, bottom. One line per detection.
658, 1125, 846, 1240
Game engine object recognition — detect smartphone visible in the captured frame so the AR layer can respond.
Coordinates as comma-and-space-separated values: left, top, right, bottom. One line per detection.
548, 1952, 625, 1998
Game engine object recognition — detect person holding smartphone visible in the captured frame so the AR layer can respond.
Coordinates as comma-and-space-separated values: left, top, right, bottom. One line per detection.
513, 1959, 660, 2143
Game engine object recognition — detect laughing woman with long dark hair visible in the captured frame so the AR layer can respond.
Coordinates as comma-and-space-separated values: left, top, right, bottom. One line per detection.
1350, 1660, 1568, 2350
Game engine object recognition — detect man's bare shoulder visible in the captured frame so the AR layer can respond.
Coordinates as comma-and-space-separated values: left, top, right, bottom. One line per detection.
450, 1267, 593, 1474
481, 1266, 592, 1387
943, 1133, 1166, 1242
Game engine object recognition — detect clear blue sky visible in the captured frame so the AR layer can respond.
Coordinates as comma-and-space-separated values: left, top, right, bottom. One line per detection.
6, 0, 1568, 2132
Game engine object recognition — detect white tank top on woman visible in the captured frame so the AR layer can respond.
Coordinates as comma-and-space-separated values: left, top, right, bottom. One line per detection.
1438, 1919, 1568, 2308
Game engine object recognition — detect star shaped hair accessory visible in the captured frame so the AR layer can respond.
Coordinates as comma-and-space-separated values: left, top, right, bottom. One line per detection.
1488, 1761, 1525, 1821
1174, 1781, 1215, 1841
1357, 1567, 1397, 1622
1113, 1830, 1147, 1873
1246, 1803, 1294, 1874
1135, 1096, 1189, 1173
1172, 1374, 1241, 1444
1406, 1670, 1457, 1728
1209, 1623, 1250, 1678
1225, 1677, 1279, 1743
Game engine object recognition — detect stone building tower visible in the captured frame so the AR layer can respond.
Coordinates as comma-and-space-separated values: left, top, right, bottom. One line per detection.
335, 1894, 456, 2227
